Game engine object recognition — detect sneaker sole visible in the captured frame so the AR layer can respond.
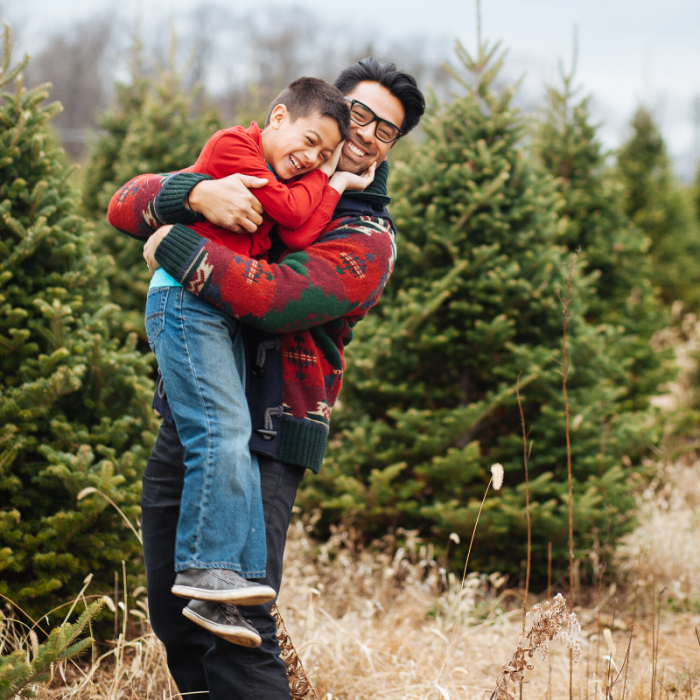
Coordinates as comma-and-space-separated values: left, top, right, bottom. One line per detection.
171, 584, 276, 606
182, 606, 261, 647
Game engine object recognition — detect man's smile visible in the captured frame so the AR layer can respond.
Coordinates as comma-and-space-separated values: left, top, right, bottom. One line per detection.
346, 141, 367, 157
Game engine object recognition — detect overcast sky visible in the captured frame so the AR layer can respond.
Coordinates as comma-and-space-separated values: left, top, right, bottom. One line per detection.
6, 0, 700, 178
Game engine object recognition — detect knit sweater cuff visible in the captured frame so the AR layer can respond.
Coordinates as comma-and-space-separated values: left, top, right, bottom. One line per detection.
154, 223, 205, 281
155, 173, 211, 225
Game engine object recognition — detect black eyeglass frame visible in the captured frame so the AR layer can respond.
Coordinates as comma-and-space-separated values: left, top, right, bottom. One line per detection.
344, 97, 403, 143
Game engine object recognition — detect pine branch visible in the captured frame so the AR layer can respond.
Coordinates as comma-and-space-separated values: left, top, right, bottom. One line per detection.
0, 598, 104, 700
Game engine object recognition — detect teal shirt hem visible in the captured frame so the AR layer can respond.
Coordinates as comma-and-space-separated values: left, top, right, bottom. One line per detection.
149, 267, 182, 288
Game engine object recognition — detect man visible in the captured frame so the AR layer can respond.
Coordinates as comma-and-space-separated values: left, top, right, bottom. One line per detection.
108, 57, 425, 699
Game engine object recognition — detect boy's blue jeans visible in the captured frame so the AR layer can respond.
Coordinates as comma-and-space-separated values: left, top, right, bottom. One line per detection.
145, 286, 266, 577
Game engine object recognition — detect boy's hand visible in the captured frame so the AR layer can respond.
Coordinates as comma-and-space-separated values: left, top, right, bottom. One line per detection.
188, 174, 267, 234
144, 225, 173, 273
318, 141, 344, 178
329, 162, 377, 195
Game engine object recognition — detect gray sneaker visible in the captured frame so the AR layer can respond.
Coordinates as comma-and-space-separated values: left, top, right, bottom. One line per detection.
171, 568, 276, 605
183, 600, 262, 647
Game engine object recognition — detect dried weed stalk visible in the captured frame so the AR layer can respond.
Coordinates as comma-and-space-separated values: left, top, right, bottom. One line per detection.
272, 604, 319, 700
491, 593, 581, 700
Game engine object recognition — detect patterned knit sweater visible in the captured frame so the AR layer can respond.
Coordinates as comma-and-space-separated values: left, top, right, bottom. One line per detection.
107, 165, 396, 472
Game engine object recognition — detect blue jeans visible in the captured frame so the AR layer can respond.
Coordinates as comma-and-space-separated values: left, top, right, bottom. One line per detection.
145, 286, 266, 576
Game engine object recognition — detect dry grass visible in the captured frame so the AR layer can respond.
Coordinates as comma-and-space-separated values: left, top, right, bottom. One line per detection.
9, 505, 698, 700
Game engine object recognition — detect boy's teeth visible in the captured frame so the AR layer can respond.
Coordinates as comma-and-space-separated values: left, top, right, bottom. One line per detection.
291, 155, 300, 169
348, 142, 366, 157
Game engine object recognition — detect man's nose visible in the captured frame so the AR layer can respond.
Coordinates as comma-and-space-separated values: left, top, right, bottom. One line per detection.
354, 121, 375, 144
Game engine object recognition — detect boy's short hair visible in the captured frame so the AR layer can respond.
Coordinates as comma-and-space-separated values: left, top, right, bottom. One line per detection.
265, 77, 351, 141
334, 57, 425, 136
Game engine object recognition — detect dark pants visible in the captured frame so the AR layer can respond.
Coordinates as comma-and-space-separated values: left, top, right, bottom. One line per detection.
141, 419, 304, 699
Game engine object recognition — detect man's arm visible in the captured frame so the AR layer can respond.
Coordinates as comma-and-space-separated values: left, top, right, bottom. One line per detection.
107, 172, 267, 238
147, 217, 395, 334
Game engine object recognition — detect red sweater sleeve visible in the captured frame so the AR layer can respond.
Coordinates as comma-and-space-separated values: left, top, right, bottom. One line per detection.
276, 186, 341, 251
154, 217, 396, 334
195, 127, 329, 229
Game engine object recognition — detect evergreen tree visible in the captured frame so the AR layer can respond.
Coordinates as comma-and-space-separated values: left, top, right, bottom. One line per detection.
0, 27, 155, 618
80, 35, 150, 218
301, 43, 660, 583
534, 70, 669, 406
617, 107, 700, 306
83, 48, 221, 341
694, 162, 700, 222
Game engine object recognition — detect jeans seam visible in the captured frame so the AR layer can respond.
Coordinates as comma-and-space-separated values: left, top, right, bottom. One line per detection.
179, 291, 215, 565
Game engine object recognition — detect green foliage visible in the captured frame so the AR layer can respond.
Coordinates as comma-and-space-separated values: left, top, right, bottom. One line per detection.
80, 36, 150, 218
0, 598, 104, 700
533, 69, 670, 405
0, 26, 155, 618
82, 41, 221, 342
301, 42, 663, 584
617, 107, 700, 306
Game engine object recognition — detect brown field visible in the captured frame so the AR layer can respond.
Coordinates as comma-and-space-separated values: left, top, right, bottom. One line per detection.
15, 456, 700, 700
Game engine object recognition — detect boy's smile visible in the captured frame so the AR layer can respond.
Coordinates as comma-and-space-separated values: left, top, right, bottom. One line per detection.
263, 106, 342, 181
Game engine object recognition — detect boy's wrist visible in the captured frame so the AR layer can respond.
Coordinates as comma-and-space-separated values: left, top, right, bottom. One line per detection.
329, 172, 348, 194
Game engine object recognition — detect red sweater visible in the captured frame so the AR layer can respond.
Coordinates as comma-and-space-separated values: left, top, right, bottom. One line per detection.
188, 123, 340, 258
107, 166, 396, 472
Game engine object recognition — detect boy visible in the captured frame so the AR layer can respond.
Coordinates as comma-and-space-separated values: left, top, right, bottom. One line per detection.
143, 77, 371, 646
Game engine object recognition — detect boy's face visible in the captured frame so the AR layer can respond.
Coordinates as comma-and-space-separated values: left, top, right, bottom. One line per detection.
265, 106, 342, 181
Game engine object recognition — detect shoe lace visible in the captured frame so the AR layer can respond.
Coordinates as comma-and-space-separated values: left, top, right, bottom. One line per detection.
219, 603, 255, 627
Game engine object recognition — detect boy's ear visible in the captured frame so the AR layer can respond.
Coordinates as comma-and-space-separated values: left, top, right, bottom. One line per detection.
269, 104, 289, 130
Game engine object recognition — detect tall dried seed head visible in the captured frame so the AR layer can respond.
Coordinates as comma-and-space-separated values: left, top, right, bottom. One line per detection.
491, 463, 504, 490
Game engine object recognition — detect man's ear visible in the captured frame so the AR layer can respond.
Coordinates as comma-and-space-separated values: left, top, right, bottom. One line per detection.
269, 104, 289, 130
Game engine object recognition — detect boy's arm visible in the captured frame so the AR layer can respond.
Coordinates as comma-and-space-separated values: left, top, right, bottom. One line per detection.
274, 163, 376, 252
204, 130, 330, 229
275, 187, 341, 251
150, 218, 395, 334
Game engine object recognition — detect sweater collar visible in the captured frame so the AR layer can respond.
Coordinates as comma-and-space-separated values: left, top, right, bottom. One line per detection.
341, 160, 391, 209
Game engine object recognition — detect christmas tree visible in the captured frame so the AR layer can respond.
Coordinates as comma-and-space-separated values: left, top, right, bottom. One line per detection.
0, 26, 155, 618
534, 69, 669, 407
617, 106, 700, 306
301, 43, 660, 583
80, 35, 150, 218
83, 42, 220, 342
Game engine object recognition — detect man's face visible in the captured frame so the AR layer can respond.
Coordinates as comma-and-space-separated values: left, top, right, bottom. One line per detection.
338, 81, 405, 175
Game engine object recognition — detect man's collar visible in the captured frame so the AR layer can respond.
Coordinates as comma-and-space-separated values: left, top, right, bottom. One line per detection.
341, 160, 391, 209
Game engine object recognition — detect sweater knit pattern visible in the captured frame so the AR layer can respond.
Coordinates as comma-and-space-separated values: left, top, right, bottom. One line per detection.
107, 166, 395, 472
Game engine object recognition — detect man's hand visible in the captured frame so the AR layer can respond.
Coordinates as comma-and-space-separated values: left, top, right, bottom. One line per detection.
318, 141, 344, 178
144, 225, 173, 273
187, 174, 267, 234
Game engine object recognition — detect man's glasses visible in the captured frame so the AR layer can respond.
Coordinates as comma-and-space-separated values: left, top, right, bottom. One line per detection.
344, 97, 403, 143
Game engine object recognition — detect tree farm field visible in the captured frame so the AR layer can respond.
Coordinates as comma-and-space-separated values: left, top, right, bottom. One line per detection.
3, 10, 700, 698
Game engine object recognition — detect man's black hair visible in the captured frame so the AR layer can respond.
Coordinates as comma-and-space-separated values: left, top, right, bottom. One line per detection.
265, 77, 350, 141
334, 57, 425, 136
